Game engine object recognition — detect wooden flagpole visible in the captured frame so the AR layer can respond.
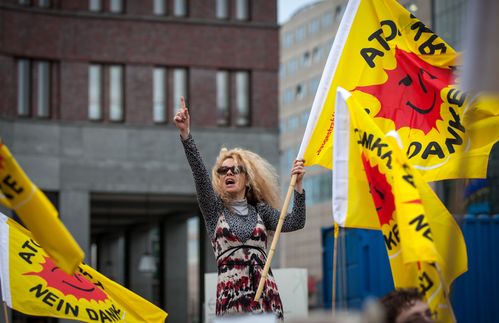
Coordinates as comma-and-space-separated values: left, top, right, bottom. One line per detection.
254, 174, 297, 302
332, 222, 339, 315
3, 302, 9, 323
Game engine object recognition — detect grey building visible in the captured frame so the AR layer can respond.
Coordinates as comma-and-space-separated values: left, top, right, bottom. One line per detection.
0, 1, 279, 322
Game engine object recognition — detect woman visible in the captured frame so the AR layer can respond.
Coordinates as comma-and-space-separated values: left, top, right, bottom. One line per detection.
174, 97, 306, 320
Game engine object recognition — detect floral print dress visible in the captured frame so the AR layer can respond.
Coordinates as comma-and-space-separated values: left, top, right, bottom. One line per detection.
214, 212, 282, 318
181, 134, 306, 320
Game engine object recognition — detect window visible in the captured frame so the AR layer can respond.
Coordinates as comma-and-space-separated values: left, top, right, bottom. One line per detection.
282, 32, 294, 49
153, 0, 165, 15
109, 65, 123, 121
38, 0, 50, 7
295, 83, 306, 100
216, 71, 229, 126
302, 172, 332, 205
288, 115, 299, 131
335, 5, 344, 21
88, 64, 102, 120
308, 19, 319, 35
279, 64, 285, 80
280, 152, 287, 173
312, 46, 322, 63
235, 0, 249, 21
17, 59, 30, 116
281, 148, 293, 175
109, 0, 123, 13
17, 59, 53, 118
295, 25, 306, 43
216, 0, 228, 19
172, 68, 187, 117
173, 0, 187, 17
302, 51, 311, 67
289, 147, 298, 170
325, 38, 334, 54
279, 120, 286, 133
235, 71, 250, 126
287, 58, 298, 75
89, 64, 124, 121
281, 147, 298, 176
89, 0, 101, 11
37, 61, 50, 117
282, 88, 293, 105
321, 11, 334, 29
153, 67, 166, 123
301, 111, 310, 127
309, 77, 320, 95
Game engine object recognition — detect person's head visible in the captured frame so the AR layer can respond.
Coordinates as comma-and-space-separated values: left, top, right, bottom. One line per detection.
380, 288, 435, 323
212, 147, 279, 208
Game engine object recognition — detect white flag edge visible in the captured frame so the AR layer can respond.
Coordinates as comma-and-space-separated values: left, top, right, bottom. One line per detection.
0, 212, 12, 307
332, 87, 352, 227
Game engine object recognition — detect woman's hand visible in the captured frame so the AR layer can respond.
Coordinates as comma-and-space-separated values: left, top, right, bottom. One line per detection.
291, 159, 305, 193
174, 96, 190, 140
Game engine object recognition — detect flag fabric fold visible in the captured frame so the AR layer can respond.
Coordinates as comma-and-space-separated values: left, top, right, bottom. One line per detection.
0, 212, 168, 322
332, 87, 467, 322
0, 142, 84, 274
298, 0, 499, 181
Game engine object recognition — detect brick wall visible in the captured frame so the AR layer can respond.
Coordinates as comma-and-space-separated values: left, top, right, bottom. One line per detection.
0, 55, 16, 117
0, 1, 278, 129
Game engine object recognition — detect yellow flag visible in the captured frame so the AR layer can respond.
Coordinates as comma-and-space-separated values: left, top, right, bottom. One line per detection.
0, 142, 84, 274
0, 212, 168, 322
297, 0, 499, 181
332, 88, 467, 321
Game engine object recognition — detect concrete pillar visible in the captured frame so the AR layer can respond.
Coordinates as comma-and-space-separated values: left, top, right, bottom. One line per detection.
59, 190, 89, 323
202, 229, 217, 273
200, 222, 217, 323
163, 218, 188, 323
99, 233, 126, 285
129, 226, 156, 301
59, 189, 90, 256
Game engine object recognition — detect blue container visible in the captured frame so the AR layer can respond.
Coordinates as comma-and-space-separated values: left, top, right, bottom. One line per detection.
322, 215, 499, 322
452, 214, 499, 323
322, 227, 393, 310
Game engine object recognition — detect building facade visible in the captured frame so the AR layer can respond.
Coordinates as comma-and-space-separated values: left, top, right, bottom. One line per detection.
0, 1, 279, 322
278, 0, 347, 307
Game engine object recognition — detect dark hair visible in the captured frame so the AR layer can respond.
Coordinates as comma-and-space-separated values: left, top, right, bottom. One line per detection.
380, 288, 424, 323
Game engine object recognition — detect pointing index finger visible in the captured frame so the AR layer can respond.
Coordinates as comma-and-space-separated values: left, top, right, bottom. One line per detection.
181, 96, 187, 111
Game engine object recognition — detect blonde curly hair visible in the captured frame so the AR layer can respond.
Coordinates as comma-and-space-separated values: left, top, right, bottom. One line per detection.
211, 147, 280, 209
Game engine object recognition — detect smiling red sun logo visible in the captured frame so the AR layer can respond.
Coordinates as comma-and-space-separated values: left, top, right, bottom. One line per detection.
362, 154, 395, 226
355, 48, 453, 134
25, 257, 108, 302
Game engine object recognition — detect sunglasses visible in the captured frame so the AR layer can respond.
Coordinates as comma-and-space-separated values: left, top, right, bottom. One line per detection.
216, 165, 246, 175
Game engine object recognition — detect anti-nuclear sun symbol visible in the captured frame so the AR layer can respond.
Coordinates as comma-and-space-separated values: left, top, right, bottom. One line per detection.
25, 257, 108, 302
355, 48, 453, 134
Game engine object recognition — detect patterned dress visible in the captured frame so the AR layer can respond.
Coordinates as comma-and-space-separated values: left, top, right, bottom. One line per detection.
181, 135, 306, 320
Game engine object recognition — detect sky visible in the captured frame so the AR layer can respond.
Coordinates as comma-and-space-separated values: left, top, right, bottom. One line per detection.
278, 0, 319, 24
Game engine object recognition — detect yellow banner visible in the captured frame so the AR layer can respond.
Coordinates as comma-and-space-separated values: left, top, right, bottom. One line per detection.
332, 88, 467, 321
0, 143, 83, 274
299, 0, 498, 181
0, 213, 167, 322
